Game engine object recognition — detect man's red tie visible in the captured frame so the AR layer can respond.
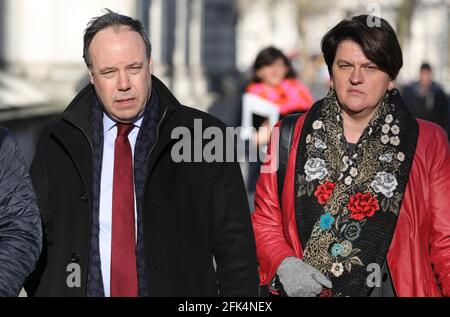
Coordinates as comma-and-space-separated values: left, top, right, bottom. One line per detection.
111, 123, 138, 297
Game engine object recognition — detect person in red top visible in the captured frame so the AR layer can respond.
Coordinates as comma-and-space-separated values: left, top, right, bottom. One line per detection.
252, 15, 450, 297
246, 47, 313, 201
247, 46, 313, 116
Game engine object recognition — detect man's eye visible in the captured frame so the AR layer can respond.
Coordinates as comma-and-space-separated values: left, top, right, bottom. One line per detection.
339, 64, 352, 69
101, 71, 115, 77
129, 67, 142, 73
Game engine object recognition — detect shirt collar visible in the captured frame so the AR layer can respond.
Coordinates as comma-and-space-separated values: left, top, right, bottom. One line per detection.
103, 112, 143, 133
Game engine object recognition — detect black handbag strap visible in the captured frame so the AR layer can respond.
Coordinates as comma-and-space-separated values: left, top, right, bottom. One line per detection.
277, 113, 301, 209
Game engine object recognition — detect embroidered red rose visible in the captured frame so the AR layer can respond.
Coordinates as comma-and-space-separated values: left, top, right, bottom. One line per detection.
319, 288, 333, 297
314, 181, 337, 205
347, 192, 380, 221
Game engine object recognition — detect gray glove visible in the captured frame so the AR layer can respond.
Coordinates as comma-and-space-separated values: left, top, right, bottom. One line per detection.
276, 257, 333, 297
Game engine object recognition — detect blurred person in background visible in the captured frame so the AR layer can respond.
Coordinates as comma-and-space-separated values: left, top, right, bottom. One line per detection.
246, 46, 313, 208
247, 46, 313, 124
303, 53, 331, 101
0, 127, 41, 296
25, 9, 258, 297
252, 15, 450, 297
402, 62, 449, 137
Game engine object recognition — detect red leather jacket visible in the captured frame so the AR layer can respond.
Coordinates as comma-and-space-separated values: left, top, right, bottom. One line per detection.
252, 114, 450, 297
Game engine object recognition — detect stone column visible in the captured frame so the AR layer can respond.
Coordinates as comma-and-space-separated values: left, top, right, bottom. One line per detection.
188, 0, 208, 105
172, 0, 191, 102
149, 0, 165, 78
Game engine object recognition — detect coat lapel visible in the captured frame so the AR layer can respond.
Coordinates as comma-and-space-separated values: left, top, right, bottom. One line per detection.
52, 127, 93, 202
52, 84, 95, 202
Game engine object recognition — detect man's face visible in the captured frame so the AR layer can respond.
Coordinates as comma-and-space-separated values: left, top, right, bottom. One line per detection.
419, 69, 432, 90
88, 26, 152, 123
331, 40, 394, 117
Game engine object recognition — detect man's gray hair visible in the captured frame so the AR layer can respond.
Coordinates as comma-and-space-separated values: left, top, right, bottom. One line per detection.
83, 8, 152, 68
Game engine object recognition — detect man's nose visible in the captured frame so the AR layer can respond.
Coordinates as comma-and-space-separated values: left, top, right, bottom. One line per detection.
117, 72, 131, 91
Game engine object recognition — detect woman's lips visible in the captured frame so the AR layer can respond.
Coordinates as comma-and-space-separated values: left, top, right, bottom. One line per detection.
348, 89, 365, 95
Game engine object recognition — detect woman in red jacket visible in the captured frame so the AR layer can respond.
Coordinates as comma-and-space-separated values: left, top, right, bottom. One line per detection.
252, 15, 450, 297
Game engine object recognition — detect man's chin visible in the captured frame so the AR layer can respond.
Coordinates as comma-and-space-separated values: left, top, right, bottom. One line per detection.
109, 112, 140, 124
108, 106, 146, 123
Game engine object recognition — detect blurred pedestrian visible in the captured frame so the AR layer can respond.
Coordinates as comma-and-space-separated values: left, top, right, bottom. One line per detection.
247, 46, 313, 119
402, 62, 448, 134
246, 47, 313, 206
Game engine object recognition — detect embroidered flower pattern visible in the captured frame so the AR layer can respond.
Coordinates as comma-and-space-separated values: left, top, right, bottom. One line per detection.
320, 213, 335, 230
390, 136, 400, 146
319, 288, 334, 297
313, 120, 323, 130
306, 134, 312, 144
371, 172, 398, 198
339, 240, 353, 257
340, 221, 362, 241
304, 158, 328, 182
385, 114, 394, 124
331, 243, 342, 257
344, 176, 353, 185
314, 181, 336, 205
391, 125, 400, 135
315, 139, 327, 150
347, 192, 380, 221
341, 156, 350, 172
299, 90, 406, 290
379, 153, 392, 163
331, 262, 344, 277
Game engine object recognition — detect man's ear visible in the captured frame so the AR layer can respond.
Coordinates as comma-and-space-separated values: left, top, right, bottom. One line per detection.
88, 69, 94, 85
148, 58, 153, 74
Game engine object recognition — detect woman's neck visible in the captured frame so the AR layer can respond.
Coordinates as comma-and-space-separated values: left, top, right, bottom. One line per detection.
342, 107, 377, 144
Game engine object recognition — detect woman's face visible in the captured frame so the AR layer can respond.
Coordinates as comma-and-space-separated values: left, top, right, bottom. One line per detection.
256, 58, 289, 87
331, 40, 395, 118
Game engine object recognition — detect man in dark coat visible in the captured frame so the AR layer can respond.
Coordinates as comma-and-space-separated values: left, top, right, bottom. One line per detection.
402, 63, 449, 133
0, 128, 42, 296
25, 9, 258, 297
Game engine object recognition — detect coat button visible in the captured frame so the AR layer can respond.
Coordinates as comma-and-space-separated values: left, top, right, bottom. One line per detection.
382, 273, 388, 282
81, 193, 88, 201
71, 253, 80, 263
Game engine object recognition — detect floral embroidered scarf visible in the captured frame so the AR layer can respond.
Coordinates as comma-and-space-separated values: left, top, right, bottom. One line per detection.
294, 89, 418, 297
